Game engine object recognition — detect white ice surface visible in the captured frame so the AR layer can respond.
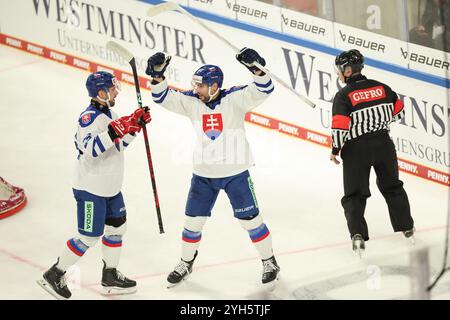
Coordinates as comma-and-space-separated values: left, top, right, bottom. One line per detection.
0, 45, 449, 300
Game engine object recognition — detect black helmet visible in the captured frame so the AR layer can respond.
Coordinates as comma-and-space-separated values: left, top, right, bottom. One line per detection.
335, 49, 364, 73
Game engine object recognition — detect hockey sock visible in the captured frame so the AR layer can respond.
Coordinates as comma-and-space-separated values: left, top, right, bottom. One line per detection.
57, 237, 91, 272
181, 216, 207, 262
102, 235, 122, 269
102, 223, 127, 269
239, 215, 274, 260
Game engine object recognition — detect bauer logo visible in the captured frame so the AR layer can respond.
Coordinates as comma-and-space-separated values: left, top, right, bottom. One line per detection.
84, 201, 94, 232
281, 14, 326, 36
338, 30, 385, 52
400, 47, 449, 71
202, 113, 223, 141
225, 0, 268, 19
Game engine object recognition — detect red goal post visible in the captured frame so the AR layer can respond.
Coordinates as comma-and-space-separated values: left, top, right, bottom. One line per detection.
0, 177, 27, 219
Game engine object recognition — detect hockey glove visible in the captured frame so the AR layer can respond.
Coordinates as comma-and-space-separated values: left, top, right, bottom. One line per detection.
236, 47, 266, 73
146, 52, 171, 78
133, 107, 152, 129
108, 109, 148, 141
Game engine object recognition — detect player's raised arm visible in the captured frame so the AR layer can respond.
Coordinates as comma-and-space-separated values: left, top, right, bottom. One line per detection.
232, 47, 274, 112
146, 52, 196, 117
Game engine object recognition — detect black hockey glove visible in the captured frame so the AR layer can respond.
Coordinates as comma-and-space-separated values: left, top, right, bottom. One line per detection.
236, 47, 266, 73
146, 52, 171, 78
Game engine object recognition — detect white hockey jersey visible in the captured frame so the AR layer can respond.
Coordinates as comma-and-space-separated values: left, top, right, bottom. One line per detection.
150, 73, 274, 178
73, 102, 136, 197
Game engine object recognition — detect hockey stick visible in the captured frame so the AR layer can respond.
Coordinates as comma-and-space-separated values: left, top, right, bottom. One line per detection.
147, 1, 316, 109
106, 41, 165, 234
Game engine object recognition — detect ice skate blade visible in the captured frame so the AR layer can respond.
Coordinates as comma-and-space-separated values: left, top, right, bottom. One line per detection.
101, 285, 137, 295
36, 279, 68, 300
263, 274, 280, 292
355, 248, 365, 259
167, 274, 190, 289
352, 244, 365, 259
352, 238, 365, 259
167, 282, 179, 289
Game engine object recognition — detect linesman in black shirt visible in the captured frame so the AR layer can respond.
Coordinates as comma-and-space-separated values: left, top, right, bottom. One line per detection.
330, 49, 415, 256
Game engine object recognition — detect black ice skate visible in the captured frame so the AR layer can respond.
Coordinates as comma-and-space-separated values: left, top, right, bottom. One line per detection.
262, 256, 280, 290
403, 227, 416, 244
352, 234, 365, 258
36, 259, 72, 300
101, 260, 137, 295
167, 251, 198, 288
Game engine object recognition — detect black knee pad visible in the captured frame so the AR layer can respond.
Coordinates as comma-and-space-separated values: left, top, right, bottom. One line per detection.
105, 216, 127, 227
238, 214, 259, 221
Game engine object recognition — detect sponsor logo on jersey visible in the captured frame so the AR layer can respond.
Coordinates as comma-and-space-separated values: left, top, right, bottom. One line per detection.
348, 86, 386, 106
84, 201, 94, 232
202, 113, 223, 140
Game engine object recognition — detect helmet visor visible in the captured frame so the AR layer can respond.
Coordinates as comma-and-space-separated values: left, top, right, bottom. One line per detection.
112, 77, 121, 92
334, 64, 345, 74
191, 75, 205, 93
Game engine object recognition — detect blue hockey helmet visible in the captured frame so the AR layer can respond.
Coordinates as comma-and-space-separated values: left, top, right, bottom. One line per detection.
85, 71, 120, 98
192, 65, 224, 88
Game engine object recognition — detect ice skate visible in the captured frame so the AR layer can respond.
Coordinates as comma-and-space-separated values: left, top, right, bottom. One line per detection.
101, 260, 137, 295
37, 259, 71, 300
167, 251, 198, 288
352, 234, 365, 259
261, 256, 280, 291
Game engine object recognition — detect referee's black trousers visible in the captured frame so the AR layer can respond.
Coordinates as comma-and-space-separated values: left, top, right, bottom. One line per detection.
340, 130, 414, 241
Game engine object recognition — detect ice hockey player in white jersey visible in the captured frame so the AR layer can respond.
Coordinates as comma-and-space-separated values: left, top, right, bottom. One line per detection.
146, 47, 280, 289
37, 71, 151, 299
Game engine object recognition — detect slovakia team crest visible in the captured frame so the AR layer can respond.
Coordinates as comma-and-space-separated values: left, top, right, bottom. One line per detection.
202, 113, 223, 141
81, 113, 91, 124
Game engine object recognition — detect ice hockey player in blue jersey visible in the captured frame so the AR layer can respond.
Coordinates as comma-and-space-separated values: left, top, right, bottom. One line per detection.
37, 71, 151, 299
146, 47, 280, 289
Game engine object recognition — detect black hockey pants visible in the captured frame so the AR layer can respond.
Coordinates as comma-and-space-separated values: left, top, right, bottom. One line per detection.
340, 130, 414, 241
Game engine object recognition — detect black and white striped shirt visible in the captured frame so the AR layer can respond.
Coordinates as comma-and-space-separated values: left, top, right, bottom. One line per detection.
331, 74, 405, 155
